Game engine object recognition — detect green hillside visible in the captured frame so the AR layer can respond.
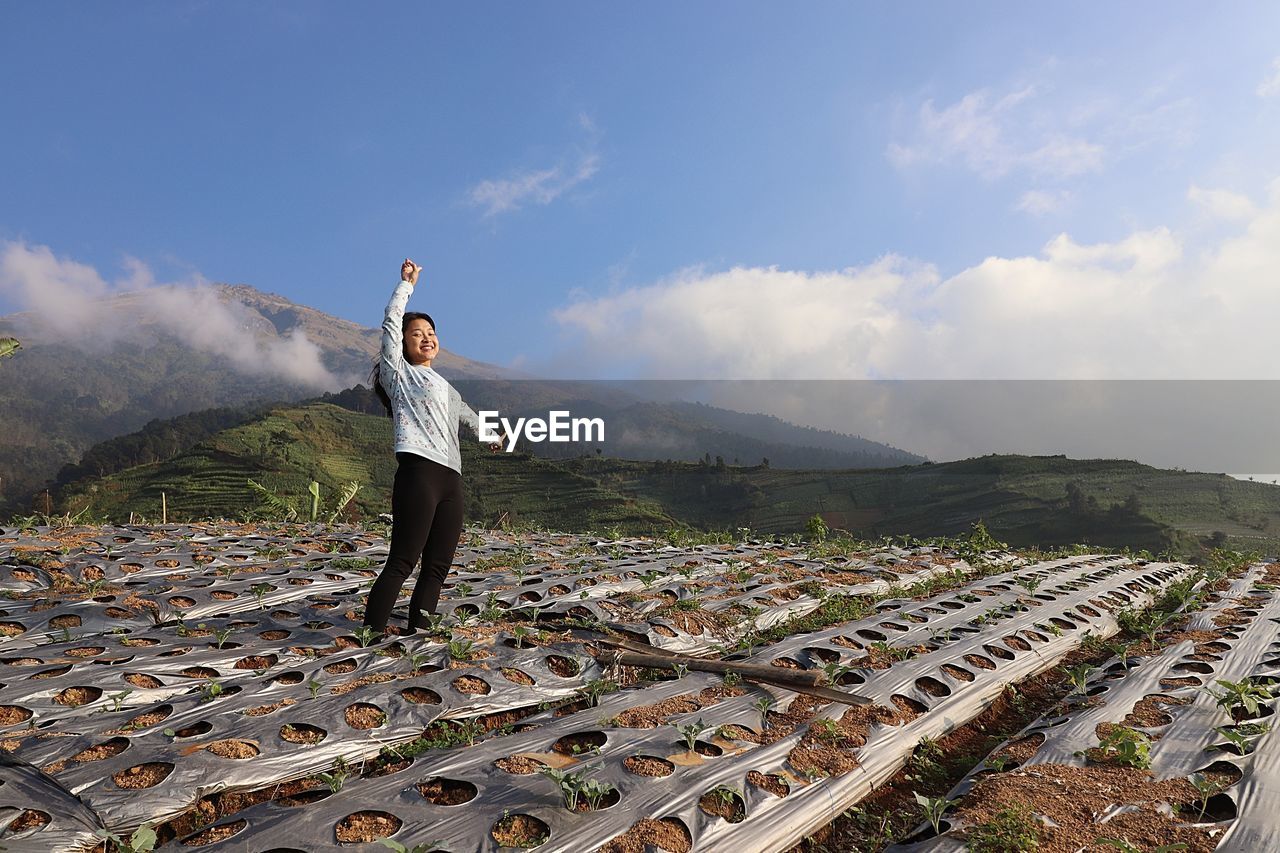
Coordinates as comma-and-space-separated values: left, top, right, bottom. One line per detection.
50, 403, 1280, 556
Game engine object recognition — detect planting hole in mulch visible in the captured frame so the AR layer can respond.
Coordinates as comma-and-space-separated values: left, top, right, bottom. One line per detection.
270, 671, 305, 685
612, 695, 701, 728
120, 704, 172, 729
280, 723, 327, 744
179, 666, 219, 680
1160, 676, 1203, 688
5, 809, 50, 834
365, 756, 414, 777
1192, 760, 1245, 786
746, 770, 789, 797
174, 721, 213, 738
545, 655, 579, 677
180, 818, 247, 847
552, 730, 607, 756
416, 776, 478, 805
71, 737, 130, 763
399, 687, 442, 705
206, 739, 259, 759
344, 703, 386, 729
31, 664, 73, 679
452, 675, 491, 695
890, 694, 927, 720
915, 676, 952, 697
0, 622, 28, 638
168, 596, 196, 607
698, 787, 746, 822
260, 629, 291, 640
53, 686, 102, 707
941, 663, 975, 682
334, 810, 402, 844
624, 755, 674, 777
158, 647, 192, 658
124, 673, 163, 689
323, 658, 358, 674
48, 614, 81, 628
234, 654, 278, 670
964, 653, 997, 670
210, 591, 237, 600
495, 755, 548, 774
490, 813, 549, 849
113, 761, 174, 789
245, 699, 295, 716
982, 644, 1015, 661
598, 817, 692, 853
501, 667, 536, 686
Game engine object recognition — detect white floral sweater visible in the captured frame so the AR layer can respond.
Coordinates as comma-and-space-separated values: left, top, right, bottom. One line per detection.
381, 280, 483, 474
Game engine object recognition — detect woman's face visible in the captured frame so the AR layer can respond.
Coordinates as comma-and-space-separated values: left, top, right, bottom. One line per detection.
404, 318, 438, 365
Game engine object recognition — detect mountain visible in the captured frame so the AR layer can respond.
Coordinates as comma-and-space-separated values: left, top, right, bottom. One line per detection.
52, 401, 1280, 556
1, 284, 923, 515
0, 283, 513, 515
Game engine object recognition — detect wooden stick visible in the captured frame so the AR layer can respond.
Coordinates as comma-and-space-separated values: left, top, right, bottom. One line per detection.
604, 650, 823, 687
162, 492, 167, 525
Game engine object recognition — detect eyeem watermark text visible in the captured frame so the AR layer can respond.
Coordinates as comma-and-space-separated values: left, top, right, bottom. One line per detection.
479, 410, 605, 452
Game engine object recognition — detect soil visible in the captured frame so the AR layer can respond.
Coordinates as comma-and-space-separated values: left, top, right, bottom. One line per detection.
598, 817, 692, 853
124, 673, 163, 689
5, 809, 50, 833
112, 704, 172, 731
205, 739, 259, 759
233, 654, 277, 670
416, 777, 477, 805
279, 723, 327, 744
53, 686, 102, 707
322, 658, 358, 674
31, 664, 72, 679
1123, 694, 1190, 728
623, 755, 674, 777
452, 674, 491, 695
955, 764, 1214, 853
500, 666, 536, 685
399, 687, 442, 705
244, 699, 295, 716
343, 703, 386, 729
699, 789, 747, 822
334, 810, 402, 844
330, 673, 394, 696
747, 770, 790, 797
612, 694, 701, 728
545, 654, 579, 677
180, 818, 247, 846
48, 614, 81, 628
552, 730, 607, 756
113, 761, 174, 789
71, 737, 130, 763
495, 755, 547, 774
490, 813, 549, 848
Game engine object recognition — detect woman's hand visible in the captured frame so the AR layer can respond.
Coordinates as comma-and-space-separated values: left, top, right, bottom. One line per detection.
401, 258, 422, 285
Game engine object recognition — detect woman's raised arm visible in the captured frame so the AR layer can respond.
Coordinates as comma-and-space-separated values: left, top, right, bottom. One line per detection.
381, 258, 422, 370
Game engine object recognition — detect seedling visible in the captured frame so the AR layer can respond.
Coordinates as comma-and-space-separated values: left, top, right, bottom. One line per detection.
672, 663, 690, 680
95, 824, 158, 853
1094, 726, 1151, 769
318, 756, 351, 792
638, 569, 663, 588
454, 581, 474, 597
1189, 773, 1224, 822
753, 695, 773, 729
721, 670, 742, 688
1214, 726, 1254, 756
579, 678, 617, 707
104, 689, 132, 713
1066, 663, 1096, 696
1015, 576, 1042, 595
250, 582, 273, 609
199, 680, 224, 703
1204, 678, 1273, 721
353, 625, 381, 648
913, 791, 955, 836
306, 678, 323, 700
446, 637, 475, 661
673, 719, 711, 753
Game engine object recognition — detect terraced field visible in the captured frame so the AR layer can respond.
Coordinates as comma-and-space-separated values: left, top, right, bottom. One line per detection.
0, 522, 1269, 851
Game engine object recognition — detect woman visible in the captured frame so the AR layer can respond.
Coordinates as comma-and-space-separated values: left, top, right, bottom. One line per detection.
363, 258, 497, 637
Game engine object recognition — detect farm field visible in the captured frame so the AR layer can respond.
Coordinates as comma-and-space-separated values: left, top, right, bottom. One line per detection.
0, 521, 1272, 852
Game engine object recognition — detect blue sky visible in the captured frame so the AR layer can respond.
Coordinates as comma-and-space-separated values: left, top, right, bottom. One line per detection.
3, 2, 1279, 380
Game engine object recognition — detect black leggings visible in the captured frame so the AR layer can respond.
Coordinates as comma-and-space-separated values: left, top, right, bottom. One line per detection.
363, 453, 464, 633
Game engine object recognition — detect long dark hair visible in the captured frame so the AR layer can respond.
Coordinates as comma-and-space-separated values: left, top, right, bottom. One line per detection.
371, 311, 435, 416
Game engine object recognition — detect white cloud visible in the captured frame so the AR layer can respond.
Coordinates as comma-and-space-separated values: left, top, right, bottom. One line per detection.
0, 242, 343, 389
551, 179, 1280, 380
1258, 57, 1280, 98
888, 84, 1104, 180
468, 117, 602, 218
1015, 189, 1072, 216
1188, 185, 1257, 221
